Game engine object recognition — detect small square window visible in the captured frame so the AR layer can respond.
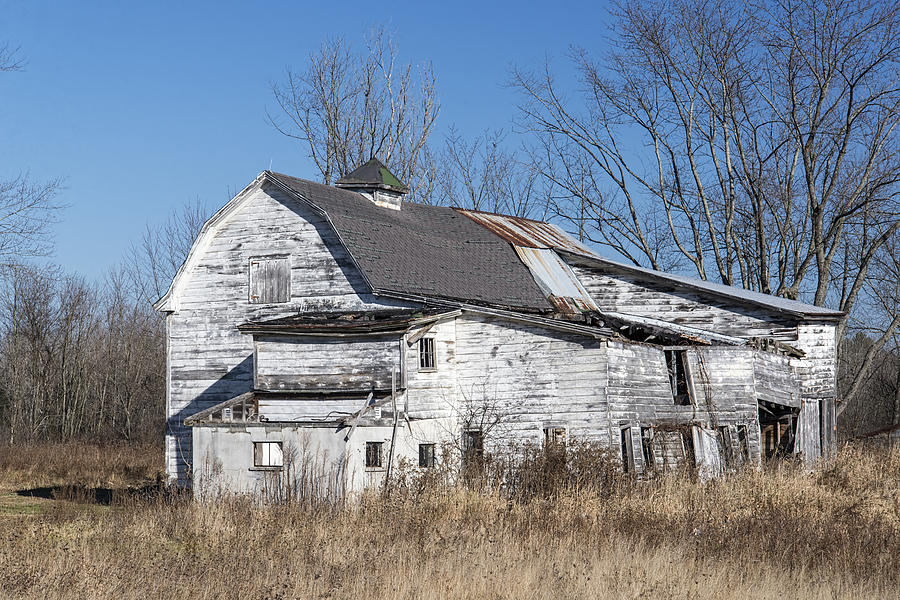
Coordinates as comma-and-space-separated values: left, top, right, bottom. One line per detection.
418, 443, 436, 468
419, 337, 436, 370
253, 441, 283, 468
365, 441, 383, 468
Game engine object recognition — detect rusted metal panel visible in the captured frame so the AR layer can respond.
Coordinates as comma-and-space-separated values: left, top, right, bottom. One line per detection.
457, 209, 600, 257
514, 246, 599, 314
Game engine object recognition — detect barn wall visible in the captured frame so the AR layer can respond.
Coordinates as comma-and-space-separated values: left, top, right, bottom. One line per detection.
452, 314, 609, 450
404, 318, 460, 421
166, 182, 406, 484
606, 342, 762, 470
254, 334, 400, 392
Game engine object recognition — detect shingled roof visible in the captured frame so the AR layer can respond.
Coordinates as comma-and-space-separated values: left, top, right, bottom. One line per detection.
266, 172, 553, 312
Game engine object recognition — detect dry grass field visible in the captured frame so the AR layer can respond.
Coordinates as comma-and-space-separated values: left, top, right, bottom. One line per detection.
0, 442, 897, 599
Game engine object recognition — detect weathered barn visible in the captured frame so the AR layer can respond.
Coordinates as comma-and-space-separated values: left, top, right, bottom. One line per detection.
154, 159, 842, 495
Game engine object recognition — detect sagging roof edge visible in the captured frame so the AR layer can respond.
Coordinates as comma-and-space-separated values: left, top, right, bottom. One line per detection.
557, 250, 844, 321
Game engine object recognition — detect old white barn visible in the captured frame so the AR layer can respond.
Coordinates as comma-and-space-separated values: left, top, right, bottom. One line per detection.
154, 159, 841, 494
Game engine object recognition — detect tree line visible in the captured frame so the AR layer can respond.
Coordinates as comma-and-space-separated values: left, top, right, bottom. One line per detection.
1, 0, 898, 443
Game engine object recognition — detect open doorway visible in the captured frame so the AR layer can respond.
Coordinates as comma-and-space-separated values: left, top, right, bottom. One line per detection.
758, 399, 799, 459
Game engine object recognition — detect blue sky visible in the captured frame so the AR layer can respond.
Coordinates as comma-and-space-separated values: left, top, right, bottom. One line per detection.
0, 1, 613, 279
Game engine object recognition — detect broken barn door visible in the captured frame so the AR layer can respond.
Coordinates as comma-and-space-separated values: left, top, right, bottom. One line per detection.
691, 426, 723, 480
795, 399, 822, 464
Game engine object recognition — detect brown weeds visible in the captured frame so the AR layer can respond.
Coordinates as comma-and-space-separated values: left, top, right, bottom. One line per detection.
0, 442, 897, 599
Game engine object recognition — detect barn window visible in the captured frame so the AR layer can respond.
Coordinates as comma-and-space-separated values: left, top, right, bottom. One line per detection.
620, 427, 635, 473
418, 443, 436, 468
365, 441, 383, 468
665, 349, 692, 406
418, 337, 436, 370
640, 427, 655, 471
249, 256, 290, 304
253, 441, 283, 468
462, 430, 484, 467
544, 427, 567, 449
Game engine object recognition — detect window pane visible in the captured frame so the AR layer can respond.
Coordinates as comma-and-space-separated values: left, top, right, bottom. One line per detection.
253, 442, 283, 467
419, 443, 435, 468
419, 338, 436, 369
366, 441, 383, 468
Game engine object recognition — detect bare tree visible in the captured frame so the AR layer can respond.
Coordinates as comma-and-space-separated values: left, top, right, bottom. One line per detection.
511, 0, 900, 414
436, 128, 548, 218
126, 197, 210, 306
0, 45, 64, 267
269, 28, 439, 203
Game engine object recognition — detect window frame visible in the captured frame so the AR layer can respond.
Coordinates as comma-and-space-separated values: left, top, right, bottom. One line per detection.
620, 427, 635, 473
418, 443, 436, 468
462, 429, 484, 467
418, 336, 437, 371
365, 441, 384, 469
640, 426, 655, 471
252, 441, 284, 469
664, 349, 693, 406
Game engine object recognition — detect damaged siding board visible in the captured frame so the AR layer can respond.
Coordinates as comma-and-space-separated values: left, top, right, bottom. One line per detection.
794, 324, 837, 399
254, 335, 399, 391
753, 352, 801, 408
164, 184, 411, 483
797, 398, 822, 463
605, 342, 762, 467
570, 264, 800, 340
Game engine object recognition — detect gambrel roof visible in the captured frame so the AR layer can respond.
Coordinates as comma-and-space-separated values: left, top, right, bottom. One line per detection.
155, 169, 843, 322
266, 172, 553, 311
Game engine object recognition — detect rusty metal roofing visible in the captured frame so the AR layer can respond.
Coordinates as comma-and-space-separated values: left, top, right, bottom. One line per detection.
456, 210, 600, 256
514, 247, 598, 314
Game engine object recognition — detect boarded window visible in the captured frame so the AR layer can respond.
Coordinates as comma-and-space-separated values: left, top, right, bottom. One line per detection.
249, 257, 290, 304
419, 337, 436, 370
620, 427, 635, 473
462, 430, 484, 467
544, 427, 567, 449
640, 427, 655, 471
665, 350, 692, 406
418, 443, 436, 468
253, 441, 283, 468
365, 441, 383, 468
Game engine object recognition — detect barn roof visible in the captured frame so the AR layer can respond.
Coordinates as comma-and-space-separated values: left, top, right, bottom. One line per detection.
266, 172, 554, 312
456, 210, 842, 320
154, 167, 843, 322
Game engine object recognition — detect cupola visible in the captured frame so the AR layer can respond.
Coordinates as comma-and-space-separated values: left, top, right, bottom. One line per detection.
335, 158, 408, 210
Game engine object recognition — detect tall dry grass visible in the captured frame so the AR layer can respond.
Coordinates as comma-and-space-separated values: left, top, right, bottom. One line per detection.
0, 442, 897, 599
